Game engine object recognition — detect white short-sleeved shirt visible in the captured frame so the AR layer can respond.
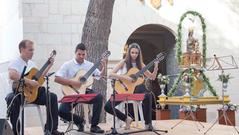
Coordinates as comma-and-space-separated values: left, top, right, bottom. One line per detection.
55, 59, 101, 80
8, 56, 37, 85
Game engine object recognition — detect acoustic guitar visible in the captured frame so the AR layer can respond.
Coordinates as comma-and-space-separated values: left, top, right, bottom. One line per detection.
13, 50, 56, 103
62, 50, 111, 95
115, 52, 165, 94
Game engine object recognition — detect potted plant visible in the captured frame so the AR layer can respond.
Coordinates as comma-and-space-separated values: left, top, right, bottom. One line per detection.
179, 105, 207, 122
218, 103, 238, 126
179, 105, 197, 120
156, 74, 171, 120
217, 73, 232, 89
155, 104, 171, 120
157, 73, 170, 96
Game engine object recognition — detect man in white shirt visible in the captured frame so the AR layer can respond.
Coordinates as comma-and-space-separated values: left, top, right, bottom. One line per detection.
55, 43, 105, 133
5, 40, 63, 135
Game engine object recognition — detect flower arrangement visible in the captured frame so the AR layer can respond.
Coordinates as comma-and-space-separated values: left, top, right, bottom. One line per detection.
218, 73, 232, 83
221, 103, 239, 111
157, 73, 170, 85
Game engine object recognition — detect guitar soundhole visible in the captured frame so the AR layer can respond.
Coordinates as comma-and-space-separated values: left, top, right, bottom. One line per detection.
32, 76, 38, 81
80, 77, 87, 83
130, 74, 137, 82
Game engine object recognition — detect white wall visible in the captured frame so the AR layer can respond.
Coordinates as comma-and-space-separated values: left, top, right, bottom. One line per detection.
0, 0, 23, 118
0, 0, 23, 63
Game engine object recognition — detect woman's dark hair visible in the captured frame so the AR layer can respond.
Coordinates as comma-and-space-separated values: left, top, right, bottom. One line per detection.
124, 43, 143, 71
75, 43, 86, 53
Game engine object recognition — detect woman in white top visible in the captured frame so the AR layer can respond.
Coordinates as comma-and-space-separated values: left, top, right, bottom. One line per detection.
104, 43, 158, 129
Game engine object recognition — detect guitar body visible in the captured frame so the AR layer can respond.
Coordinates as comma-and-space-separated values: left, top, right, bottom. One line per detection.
62, 70, 94, 95
115, 67, 144, 94
24, 68, 45, 103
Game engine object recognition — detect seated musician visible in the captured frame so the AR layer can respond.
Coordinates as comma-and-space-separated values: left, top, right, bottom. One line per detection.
104, 43, 159, 130
5, 40, 63, 135
54, 43, 105, 133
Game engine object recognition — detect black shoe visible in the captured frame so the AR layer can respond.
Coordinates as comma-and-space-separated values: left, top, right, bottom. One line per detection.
145, 123, 154, 131
90, 126, 104, 133
76, 123, 84, 132
52, 130, 64, 135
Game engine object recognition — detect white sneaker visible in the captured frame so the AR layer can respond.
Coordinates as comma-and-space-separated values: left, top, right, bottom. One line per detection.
125, 117, 133, 130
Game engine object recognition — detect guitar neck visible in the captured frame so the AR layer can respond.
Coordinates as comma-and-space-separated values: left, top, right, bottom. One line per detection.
135, 59, 156, 78
83, 60, 101, 79
33, 60, 50, 80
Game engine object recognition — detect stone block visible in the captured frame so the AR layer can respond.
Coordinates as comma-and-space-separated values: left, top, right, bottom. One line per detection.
23, 23, 40, 33
42, 15, 63, 24
32, 4, 48, 17
49, 0, 58, 14
63, 15, 85, 24
47, 24, 72, 34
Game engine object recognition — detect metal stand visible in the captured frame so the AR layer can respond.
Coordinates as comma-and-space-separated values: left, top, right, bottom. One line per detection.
204, 81, 239, 134
171, 68, 204, 132
17, 66, 27, 135
171, 106, 204, 131
62, 96, 94, 135
106, 79, 126, 135
44, 72, 55, 135
204, 54, 239, 134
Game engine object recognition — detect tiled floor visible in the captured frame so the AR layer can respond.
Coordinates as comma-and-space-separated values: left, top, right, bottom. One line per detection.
25, 120, 239, 135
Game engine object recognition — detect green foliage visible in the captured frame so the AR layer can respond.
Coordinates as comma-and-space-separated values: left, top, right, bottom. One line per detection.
218, 73, 232, 83
201, 72, 217, 96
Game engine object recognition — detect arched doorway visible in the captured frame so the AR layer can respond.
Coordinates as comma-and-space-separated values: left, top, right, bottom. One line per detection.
124, 24, 176, 119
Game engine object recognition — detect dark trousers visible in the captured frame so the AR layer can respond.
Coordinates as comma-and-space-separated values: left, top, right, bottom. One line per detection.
104, 84, 152, 124
58, 89, 103, 127
5, 87, 59, 135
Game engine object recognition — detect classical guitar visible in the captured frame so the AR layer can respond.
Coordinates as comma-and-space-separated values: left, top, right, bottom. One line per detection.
115, 52, 165, 94
13, 50, 56, 103
62, 50, 111, 95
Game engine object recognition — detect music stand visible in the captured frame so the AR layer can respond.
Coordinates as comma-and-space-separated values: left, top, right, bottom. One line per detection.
110, 93, 167, 135
204, 54, 239, 134
44, 72, 55, 135
59, 94, 97, 135
106, 79, 126, 135
16, 66, 27, 135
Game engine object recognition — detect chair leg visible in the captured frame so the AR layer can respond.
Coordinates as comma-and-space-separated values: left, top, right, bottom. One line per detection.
83, 104, 89, 128
36, 105, 45, 132
137, 101, 145, 128
133, 101, 139, 127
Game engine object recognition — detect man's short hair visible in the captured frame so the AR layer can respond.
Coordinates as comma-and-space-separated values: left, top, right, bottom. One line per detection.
19, 39, 34, 53
75, 43, 86, 53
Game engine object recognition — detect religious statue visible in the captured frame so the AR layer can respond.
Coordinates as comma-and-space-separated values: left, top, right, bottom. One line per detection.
186, 28, 196, 53
193, 39, 200, 53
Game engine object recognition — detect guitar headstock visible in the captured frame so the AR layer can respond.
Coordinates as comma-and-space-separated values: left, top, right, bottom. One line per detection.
50, 50, 57, 58
155, 52, 165, 62
101, 50, 111, 59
